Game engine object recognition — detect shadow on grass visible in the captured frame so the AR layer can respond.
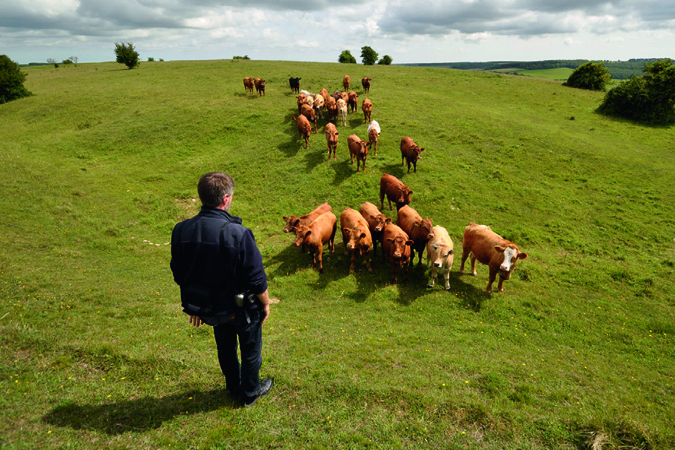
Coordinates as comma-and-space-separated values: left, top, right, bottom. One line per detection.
379, 162, 407, 180
233, 92, 261, 100
42, 388, 237, 435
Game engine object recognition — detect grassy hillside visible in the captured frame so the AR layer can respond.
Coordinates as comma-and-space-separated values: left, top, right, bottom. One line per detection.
1, 59, 674, 449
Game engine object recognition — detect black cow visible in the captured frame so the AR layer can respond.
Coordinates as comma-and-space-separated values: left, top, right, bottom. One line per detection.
289, 77, 301, 94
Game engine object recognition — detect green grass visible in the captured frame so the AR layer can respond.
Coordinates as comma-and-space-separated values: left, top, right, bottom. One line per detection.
1, 59, 675, 449
492, 67, 574, 81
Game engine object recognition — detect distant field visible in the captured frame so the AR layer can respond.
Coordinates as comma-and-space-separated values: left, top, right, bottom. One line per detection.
492, 67, 574, 81
1, 59, 674, 449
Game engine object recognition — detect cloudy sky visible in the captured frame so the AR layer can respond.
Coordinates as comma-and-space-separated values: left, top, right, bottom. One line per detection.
2, 0, 674, 65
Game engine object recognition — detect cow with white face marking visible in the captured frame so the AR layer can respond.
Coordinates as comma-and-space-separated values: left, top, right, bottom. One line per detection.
460, 223, 528, 293
426, 225, 454, 291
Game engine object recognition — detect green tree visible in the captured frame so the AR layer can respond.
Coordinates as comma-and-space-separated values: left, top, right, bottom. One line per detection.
378, 55, 393, 65
0, 54, 32, 104
563, 61, 611, 91
115, 42, 140, 69
338, 50, 356, 64
597, 59, 675, 124
361, 46, 378, 66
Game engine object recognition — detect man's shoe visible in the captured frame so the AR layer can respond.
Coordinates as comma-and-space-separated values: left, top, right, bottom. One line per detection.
242, 378, 274, 408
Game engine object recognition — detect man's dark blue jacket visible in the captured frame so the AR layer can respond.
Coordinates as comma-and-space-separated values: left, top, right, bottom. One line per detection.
170, 207, 268, 312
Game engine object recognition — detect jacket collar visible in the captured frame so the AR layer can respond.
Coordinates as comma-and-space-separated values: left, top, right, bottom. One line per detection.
198, 207, 243, 225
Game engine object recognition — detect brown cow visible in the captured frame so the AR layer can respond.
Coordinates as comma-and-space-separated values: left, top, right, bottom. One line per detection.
340, 91, 349, 105
359, 201, 391, 262
296, 94, 307, 113
340, 208, 373, 274
291, 115, 311, 149
283, 202, 333, 234
397, 205, 434, 266
348, 134, 371, 172
254, 78, 265, 96
325, 123, 339, 160
460, 223, 528, 293
400, 137, 425, 174
243, 77, 254, 94
379, 173, 413, 211
367, 120, 380, 156
343, 75, 350, 92
361, 99, 372, 124
292, 211, 337, 274
300, 103, 318, 133
348, 91, 358, 114
326, 96, 338, 122
361, 77, 372, 94
320, 88, 329, 104
383, 223, 413, 284
427, 225, 454, 291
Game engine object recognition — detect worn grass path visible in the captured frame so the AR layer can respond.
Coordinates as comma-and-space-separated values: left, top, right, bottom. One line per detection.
1, 59, 674, 449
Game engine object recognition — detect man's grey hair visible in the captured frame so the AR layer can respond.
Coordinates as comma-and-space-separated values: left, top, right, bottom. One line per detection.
198, 172, 235, 208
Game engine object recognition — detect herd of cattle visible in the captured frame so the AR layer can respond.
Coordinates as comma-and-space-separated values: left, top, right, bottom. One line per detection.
243, 73, 527, 293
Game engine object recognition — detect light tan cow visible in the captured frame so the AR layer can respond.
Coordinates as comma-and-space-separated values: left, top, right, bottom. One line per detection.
426, 226, 454, 291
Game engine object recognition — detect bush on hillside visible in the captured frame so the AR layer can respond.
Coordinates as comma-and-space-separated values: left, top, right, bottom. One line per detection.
0, 55, 32, 104
115, 42, 140, 69
338, 50, 356, 64
378, 55, 393, 65
361, 46, 378, 66
597, 59, 675, 125
563, 61, 611, 91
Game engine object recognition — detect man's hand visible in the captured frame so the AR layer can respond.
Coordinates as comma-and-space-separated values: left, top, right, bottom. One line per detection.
189, 315, 203, 327
256, 289, 279, 324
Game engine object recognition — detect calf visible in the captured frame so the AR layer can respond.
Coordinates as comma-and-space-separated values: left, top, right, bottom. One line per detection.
383, 224, 413, 284
243, 77, 254, 94
340, 208, 373, 274
326, 96, 338, 122
283, 202, 333, 235
325, 123, 339, 160
300, 103, 318, 133
337, 99, 348, 126
361, 99, 373, 124
400, 137, 425, 174
379, 173, 413, 211
367, 120, 380, 156
292, 212, 337, 274
291, 115, 311, 149
348, 134, 370, 172
361, 77, 372, 94
289, 77, 301, 94
343, 75, 351, 92
306, 95, 314, 109
397, 205, 434, 266
426, 226, 454, 291
340, 91, 349, 105
348, 91, 358, 114
359, 201, 391, 262
296, 94, 307, 114
254, 78, 265, 96
460, 223, 528, 293
313, 94, 324, 118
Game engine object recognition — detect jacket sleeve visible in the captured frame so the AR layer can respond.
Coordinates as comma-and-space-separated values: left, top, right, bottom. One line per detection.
170, 222, 184, 286
238, 229, 268, 295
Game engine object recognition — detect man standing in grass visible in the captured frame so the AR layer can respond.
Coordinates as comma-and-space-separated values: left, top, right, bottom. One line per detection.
170, 171, 277, 407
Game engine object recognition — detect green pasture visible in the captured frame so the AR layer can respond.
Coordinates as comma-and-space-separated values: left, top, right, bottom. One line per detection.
1, 59, 674, 449
492, 67, 574, 81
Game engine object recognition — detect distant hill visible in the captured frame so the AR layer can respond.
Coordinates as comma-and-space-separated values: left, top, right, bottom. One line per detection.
402, 59, 669, 80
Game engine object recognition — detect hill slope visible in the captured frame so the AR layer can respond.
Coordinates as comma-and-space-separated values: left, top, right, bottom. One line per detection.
1, 60, 674, 449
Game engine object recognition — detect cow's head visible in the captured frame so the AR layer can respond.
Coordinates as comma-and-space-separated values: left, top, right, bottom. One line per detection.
495, 245, 527, 278
282, 215, 301, 233
292, 226, 312, 247
387, 236, 413, 261
373, 215, 391, 233
431, 244, 454, 268
414, 218, 434, 240
411, 146, 425, 161
397, 188, 413, 208
343, 226, 368, 251
296, 94, 306, 104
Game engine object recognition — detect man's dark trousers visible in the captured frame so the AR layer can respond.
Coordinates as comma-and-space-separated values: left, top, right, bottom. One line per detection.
213, 308, 263, 403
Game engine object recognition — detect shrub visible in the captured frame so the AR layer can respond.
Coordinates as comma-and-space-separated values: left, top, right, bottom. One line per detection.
378, 55, 393, 65
597, 59, 675, 125
360, 46, 378, 66
563, 61, 611, 91
338, 50, 356, 64
0, 54, 32, 104
114, 42, 140, 69
147, 57, 155, 62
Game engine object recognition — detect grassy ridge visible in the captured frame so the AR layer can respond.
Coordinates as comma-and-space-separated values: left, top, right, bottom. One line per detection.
1, 59, 674, 449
